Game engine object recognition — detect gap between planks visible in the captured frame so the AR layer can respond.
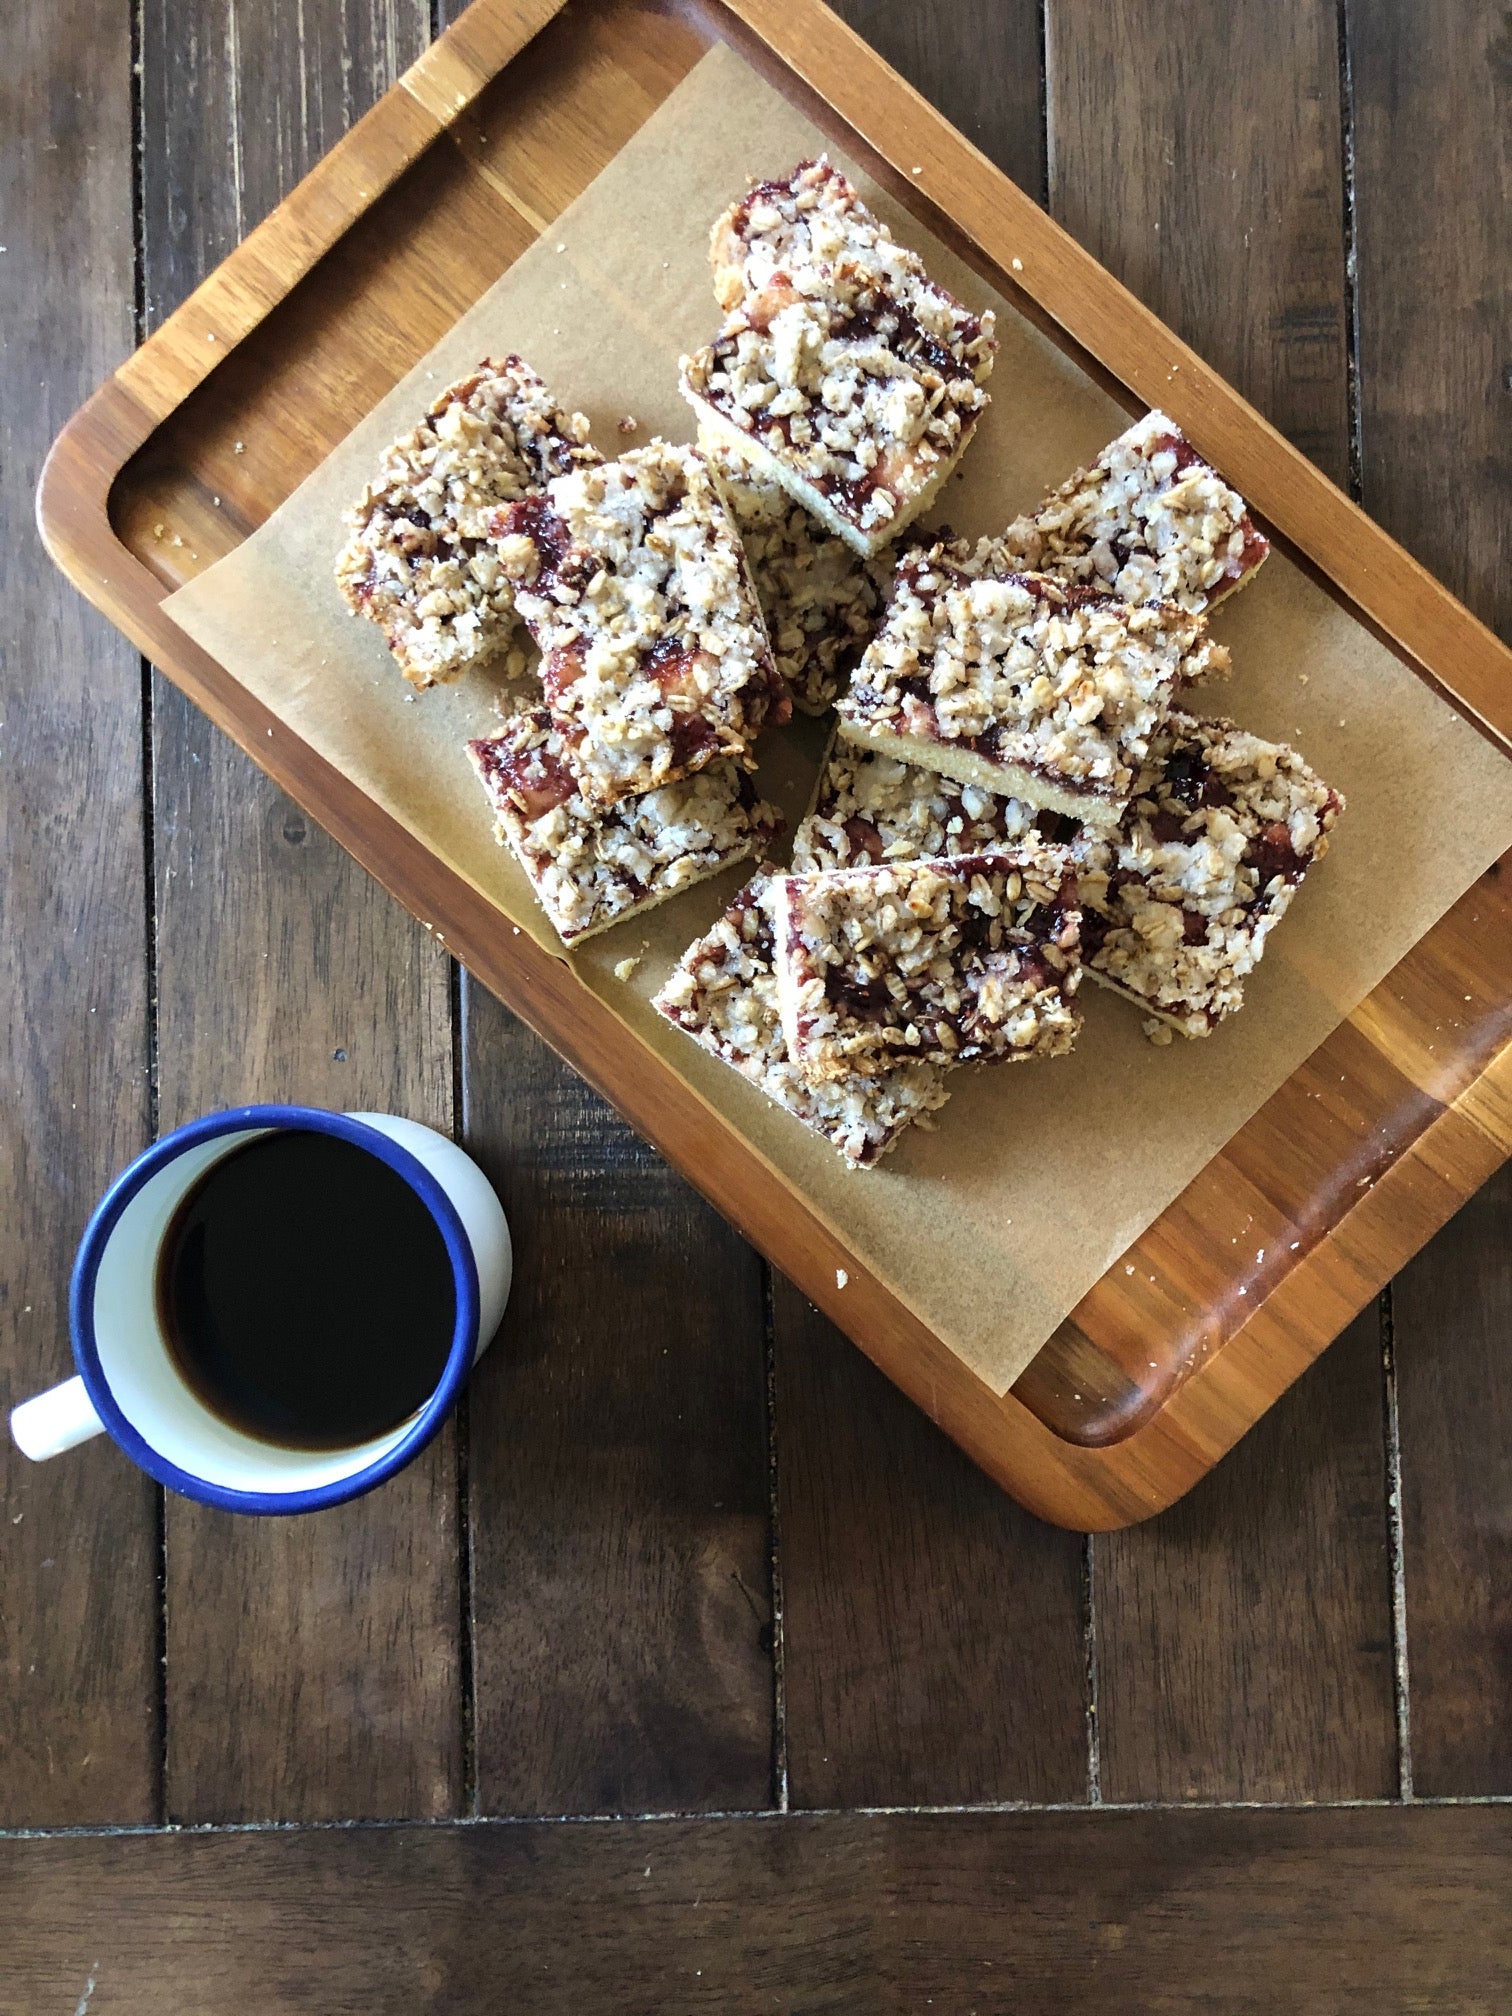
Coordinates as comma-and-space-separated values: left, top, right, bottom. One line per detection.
452, 963, 479, 1818
0, 1789, 1507, 1845
1380, 1290, 1414, 1800
761, 1267, 790, 1814
130, 0, 169, 1833
1336, 0, 1413, 1804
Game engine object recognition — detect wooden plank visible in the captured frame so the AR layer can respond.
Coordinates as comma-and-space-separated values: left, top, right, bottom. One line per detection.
1350, 0, 1512, 1797
772, 0, 1086, 1809
462, 993, 774, 1815
445, 0, 766, 1819
828, 0, 1045, 197
112, 2, 569, 425
139, 0, 466, 1823
1045, 0, 1351, 484
7, 1806, 1512, 2013
773, 1280, 1088, 1807
1392, 1171, 1512, 1793
0, 0, 159, 1827
1349, 0, 1511, 623
1095, 1314, 1396, 1800
1048, 0, 1396, 1799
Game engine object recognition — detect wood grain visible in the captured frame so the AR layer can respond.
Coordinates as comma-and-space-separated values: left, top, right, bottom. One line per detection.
0, 0, 160, 1826
774, 1278, 1088, 1808
463, 993, 774, 1816
1095, 1314, 1395, 1801
772, 2, 1084, 1809
440, 0, 771, 1791
1045, 0, 1351, 485
31, 0, 1512, 1531
829, 0, 1045, 199
1349, 0, 1511, 625
1392, 1169, 1512, 1794
140, 0, 467, 1824
1046, 0, 1394, 1798
1350, 0, 1512, 1796
7, 1807, 1512, 2014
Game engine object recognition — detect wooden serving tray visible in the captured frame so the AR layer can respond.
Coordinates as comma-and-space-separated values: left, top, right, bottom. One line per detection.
38, 0, 1512, 1529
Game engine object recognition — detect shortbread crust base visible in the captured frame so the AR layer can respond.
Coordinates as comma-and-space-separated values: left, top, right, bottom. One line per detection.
685, 394, 971, 562
834, 717, 1122, 829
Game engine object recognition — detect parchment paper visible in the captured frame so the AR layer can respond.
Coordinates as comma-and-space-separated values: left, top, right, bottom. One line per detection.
165, 45, 1512, 1394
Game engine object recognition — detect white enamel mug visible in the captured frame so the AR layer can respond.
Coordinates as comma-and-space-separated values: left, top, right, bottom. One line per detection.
8, 1106, 511, 1514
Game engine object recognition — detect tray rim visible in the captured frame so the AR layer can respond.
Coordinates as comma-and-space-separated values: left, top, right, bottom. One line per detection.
34, 0, 1512, 1530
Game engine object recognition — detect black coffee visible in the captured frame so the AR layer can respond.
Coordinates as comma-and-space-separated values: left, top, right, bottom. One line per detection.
156, 1130, 456, 1450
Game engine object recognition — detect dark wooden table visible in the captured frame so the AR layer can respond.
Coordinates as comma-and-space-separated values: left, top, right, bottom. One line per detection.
3, 2, 1509, 2007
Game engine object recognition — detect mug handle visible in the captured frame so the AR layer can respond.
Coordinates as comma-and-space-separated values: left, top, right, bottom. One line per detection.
10, 1376, 105, 1462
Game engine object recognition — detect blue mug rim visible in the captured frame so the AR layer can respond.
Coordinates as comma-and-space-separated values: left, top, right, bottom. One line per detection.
70, 1104, 480, 1515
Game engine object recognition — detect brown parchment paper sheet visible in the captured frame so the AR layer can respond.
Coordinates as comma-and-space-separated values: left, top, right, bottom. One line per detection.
165, 43, 1512, 1395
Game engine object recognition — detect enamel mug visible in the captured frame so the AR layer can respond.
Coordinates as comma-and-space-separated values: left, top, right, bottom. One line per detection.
8, 1106, 511, 1514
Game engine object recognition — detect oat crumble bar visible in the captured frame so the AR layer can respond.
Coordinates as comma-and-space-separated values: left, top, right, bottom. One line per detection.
1072, 710, 1343, 1039
709, 157, 902, 315
700, 427, 883, 714
1000, 410, 1269, 613
792, 733, 1042, 872
773, 849, 1081, 1080
654, 871, 951, 1168
335, 357, 599, 687
681, 163, 997, 557
467, 709, 782, 947
493, 440, 791, 807
834, 546, 1228, 827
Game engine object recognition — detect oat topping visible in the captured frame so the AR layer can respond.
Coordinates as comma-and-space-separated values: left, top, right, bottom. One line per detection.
774, 849, 1081, 1079
701, 429, 884, 713
793, 734, 1041, 871
334, 176, 1340, 1179
493, 439, 790, 806
1072, 710, 1343, 1038
1001, 411, 1269, 612
681, 162, 997, 556
654, 872, 951, 1167
709, 157, 906, 314
835, 546, 1228, 825
467, 710, 782, 947
335, 356, 599, 687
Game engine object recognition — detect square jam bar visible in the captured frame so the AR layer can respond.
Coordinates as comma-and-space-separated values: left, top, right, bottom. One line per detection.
681, 163, 997, 557
1073, 710, 1344, 1040
335, 356, 599, 688
493, 440, 790, 808
708, 156, 902, 314
835, 546, 1227, 827
467, 710, 782, 948
792, 735, 1041, 871
654, 873, 951, 1168
773, 849, 1081, 1080
1001, 410, 1269, 613
700, 429, 883, 714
